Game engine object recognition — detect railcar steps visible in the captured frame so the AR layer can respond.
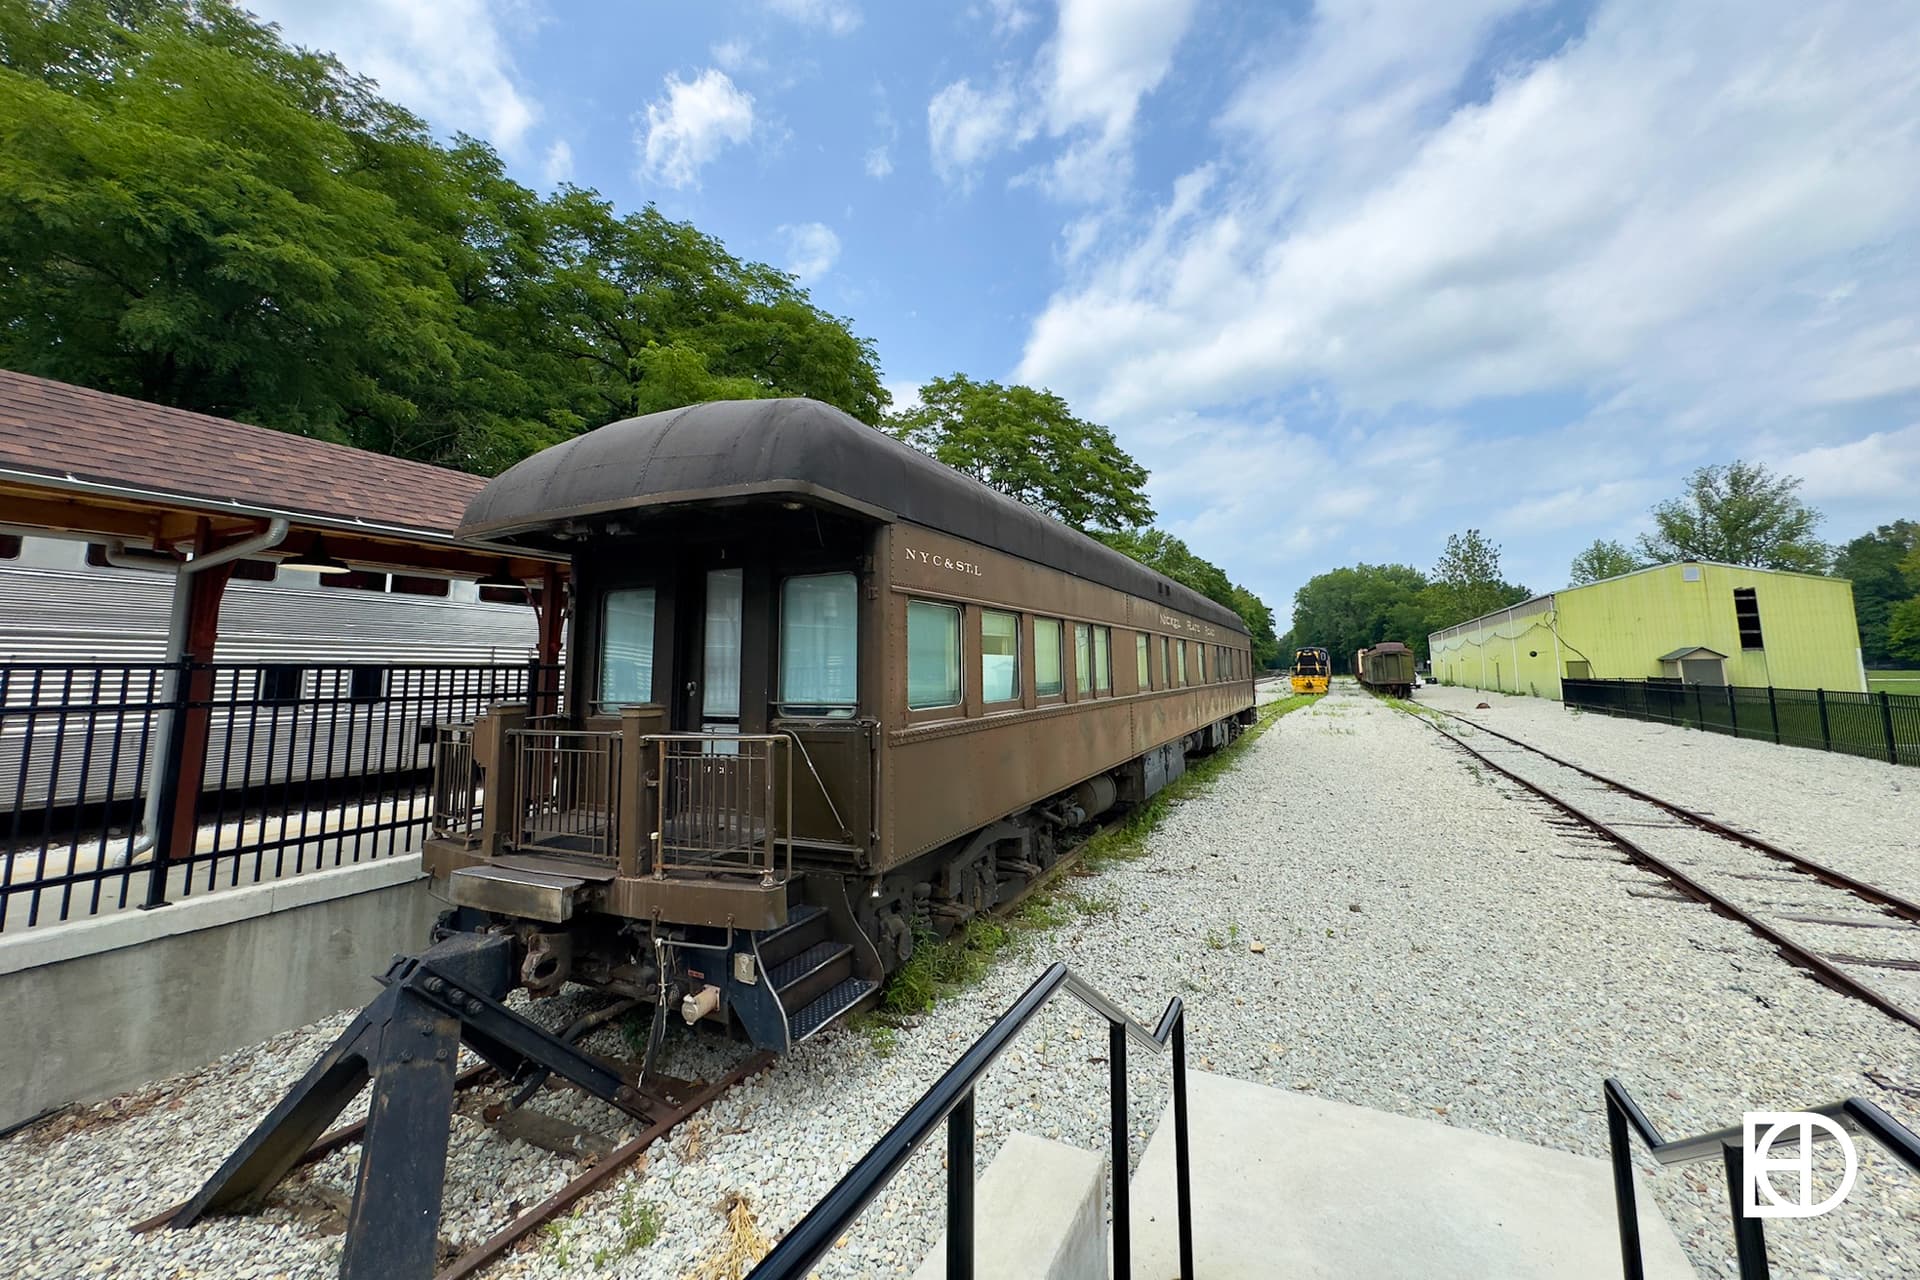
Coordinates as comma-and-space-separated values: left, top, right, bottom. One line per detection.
759, 903, 878, 1044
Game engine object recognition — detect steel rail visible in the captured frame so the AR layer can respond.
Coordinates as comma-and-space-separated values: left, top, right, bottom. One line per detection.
435, 1052, 775, 1280
1405, 709, 1920, 1035
1427, 706, 1920, 922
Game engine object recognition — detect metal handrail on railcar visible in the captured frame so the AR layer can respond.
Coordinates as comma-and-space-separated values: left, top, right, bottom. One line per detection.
747, 962, 1195, 1280
1604, 1077, 1920, 1279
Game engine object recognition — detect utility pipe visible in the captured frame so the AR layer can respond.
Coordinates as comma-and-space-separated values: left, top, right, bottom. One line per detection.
119, 519, 290, 866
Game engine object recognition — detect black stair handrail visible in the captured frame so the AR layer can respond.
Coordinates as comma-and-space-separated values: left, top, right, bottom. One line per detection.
1605, 1077, 1920, 1280
747, 961, 1195, 1280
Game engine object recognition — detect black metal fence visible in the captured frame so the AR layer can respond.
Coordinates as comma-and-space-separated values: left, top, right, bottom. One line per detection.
0, 659, 560, 932
1562, 678, 1919, 768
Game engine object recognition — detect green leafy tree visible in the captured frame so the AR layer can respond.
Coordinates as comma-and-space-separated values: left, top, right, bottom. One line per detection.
1635, 461, 1830, 573
1092, 529, 1279, 666
886, 375, 1153, 532
1429, 529, 1531, 627
1890, 544, 1920, 665
1567, 539, 1644, 585
0, 1, 889, 473
1289, 563, 1432, 669
1832, 520, 1920, 665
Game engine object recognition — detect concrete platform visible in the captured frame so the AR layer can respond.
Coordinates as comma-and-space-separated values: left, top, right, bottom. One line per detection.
1128, 1072, 1696, 1278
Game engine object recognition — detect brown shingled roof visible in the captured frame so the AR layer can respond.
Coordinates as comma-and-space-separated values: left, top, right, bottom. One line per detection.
0, 369, 485, 535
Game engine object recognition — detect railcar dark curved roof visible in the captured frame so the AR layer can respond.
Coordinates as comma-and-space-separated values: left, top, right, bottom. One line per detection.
461, 398, 1246, 633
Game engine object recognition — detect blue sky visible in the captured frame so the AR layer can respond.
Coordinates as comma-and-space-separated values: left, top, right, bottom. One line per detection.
246, 0, 1920, 625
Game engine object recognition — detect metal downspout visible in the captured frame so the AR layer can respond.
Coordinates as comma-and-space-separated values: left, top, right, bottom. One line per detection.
121, 519, 290, 865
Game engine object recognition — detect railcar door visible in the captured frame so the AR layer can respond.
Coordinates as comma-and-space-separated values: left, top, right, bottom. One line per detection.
676, 565, 744, 739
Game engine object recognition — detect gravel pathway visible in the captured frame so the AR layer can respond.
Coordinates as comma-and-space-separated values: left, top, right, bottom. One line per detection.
8, 682, 1917, 1278
1420, 682, 1919, 905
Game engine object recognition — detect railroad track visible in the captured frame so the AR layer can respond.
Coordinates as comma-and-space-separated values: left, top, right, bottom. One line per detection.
1405, 702, 1920, 1034
125, 795, 1154, 1278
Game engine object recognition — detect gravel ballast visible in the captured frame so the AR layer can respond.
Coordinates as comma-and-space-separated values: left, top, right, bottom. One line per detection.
5, 681, 1916, 1278
1420, 682, 1919, 903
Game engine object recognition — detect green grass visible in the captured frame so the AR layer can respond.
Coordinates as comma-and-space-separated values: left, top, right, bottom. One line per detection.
1868, 669, 1920, 694
876, 691, 1317, 1016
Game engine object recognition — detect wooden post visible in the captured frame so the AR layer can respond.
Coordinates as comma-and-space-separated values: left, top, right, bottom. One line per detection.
161, 556, 235, 869
532, 566, 566, 721
474, 703, 527, 855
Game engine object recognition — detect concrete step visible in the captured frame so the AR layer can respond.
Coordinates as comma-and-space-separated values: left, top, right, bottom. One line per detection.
1127, 1071, 1696, 1279
913, 1132, 1107, 1280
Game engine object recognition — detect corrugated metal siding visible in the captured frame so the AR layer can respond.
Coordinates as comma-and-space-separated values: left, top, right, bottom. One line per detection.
1557, 564, 1863, 692
1428, 563, 1865, 699
1426, 601, 1562, 697
0, 561, 539, 665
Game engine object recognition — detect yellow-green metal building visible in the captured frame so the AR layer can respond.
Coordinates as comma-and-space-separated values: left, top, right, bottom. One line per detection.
1428, 561, 1865, 699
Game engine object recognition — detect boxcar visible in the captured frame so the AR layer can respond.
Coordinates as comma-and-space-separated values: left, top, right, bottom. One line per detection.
422, 399, 1255, 1051
1355, 641, 1416, 697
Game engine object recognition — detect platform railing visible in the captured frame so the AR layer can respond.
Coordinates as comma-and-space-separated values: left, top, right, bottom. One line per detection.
426, 722, 481, 842
747, 962, 1194, 1280
646, 732, 790, 884
1605, 1077, 1920, 1279
507, 726, 622, 862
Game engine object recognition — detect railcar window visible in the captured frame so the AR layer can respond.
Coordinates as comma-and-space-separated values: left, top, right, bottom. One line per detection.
260, 664, 304, 705
1074, 624, 1093, 695
981, 609, 1020, 704
779, 573, 858, 716
1035, 618, 1064, 696
1161, 636, 1173, 687
908, 600, 962, 709
704, 568, 744, 718
1093, 627, 1112, 695
0, 535, 19, 560
1177, 643, 1188, 686
599, 587, 657, 708
1136, 634, 1150, 689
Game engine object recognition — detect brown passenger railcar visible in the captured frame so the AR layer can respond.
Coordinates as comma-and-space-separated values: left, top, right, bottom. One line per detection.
422, 399, 1254, 1052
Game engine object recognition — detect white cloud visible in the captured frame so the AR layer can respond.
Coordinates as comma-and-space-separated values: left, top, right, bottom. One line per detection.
541, 139, 573, 185
927, 77, 1032, 187
765, 0, 860, 36
638, 69, 756, 189
712, 39, 763, 73
884, 379, 924, 415
780, 222, 842, 282
246, 0, 541, 150
1033, 0, 1198, 200
983, 0, 1035, 37
1019, 0, 1920, 430
1773, 424, 1920, 504
865, 146, 893, 179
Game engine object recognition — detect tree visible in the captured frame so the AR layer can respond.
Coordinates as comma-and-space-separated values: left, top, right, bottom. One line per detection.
0, 1, 889, 474
1568, 539, 1644, 585
1288, 564, 1432, 669
1635, 461, 1830, 572
886, 375, 1153, 532
1832, 520, 1920, 665
1890, 543, 1920, 665
1092, 529, 1280, 666
1429, 529, 1531, 627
